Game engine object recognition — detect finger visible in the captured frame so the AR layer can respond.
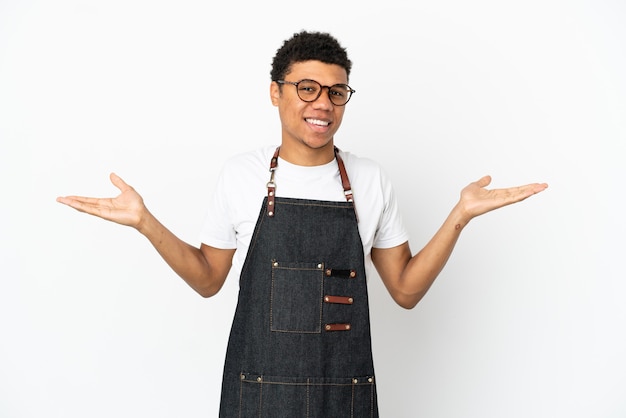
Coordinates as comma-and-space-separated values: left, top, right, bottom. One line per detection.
56, 195, 111, 214
476, 175, 492, 188
57, 195, 107, 206
109, 172, 133, 193
56, 195, 86, 206
517, 182, 548, 195
531, 182, 549, 193
519, 183, 549, 200
498, 182, 548, 203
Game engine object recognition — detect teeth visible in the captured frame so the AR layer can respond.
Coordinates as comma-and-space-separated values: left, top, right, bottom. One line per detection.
306, 118, 329, 126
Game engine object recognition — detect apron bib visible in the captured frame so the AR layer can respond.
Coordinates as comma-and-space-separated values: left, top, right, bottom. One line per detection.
219, 148, 378, 417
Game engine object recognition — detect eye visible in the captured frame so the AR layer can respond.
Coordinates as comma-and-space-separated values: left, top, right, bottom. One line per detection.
329, 86, 348, 97
299, 85, 319, 94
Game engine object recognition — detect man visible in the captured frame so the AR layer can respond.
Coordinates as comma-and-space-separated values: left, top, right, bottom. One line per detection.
57, 31, 547, 417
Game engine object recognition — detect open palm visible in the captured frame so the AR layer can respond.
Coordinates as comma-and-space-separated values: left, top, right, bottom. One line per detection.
56, 173, 146, 228
459, 175, 548, 219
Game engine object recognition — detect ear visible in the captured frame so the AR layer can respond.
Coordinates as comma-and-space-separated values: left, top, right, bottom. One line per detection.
270, 81, 280, 106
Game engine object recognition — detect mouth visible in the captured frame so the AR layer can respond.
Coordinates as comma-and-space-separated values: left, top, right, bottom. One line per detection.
305, 118, 331, 127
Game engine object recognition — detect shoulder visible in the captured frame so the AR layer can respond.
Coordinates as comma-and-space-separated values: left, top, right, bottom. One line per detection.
337, 148, 382, 171
336, 148, 390, 191
217, 145, 279, 188
221, 145, 278, 174
213, 145, 279, 201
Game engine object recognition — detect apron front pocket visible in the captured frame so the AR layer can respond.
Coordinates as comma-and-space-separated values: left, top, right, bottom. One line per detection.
270, 261, 324, 333
239, 372, 377, 418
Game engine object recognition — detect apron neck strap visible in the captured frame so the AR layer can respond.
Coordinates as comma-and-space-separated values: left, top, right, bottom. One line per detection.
266, 146, 355, 218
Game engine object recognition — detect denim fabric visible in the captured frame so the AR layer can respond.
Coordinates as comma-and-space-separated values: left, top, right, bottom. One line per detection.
219, 197, 378, 417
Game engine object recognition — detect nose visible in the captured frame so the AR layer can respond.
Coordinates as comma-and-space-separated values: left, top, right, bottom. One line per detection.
311, 87, 334, 110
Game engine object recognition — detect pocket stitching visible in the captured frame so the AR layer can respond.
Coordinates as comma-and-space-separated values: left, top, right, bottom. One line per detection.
270, 262, 324, 333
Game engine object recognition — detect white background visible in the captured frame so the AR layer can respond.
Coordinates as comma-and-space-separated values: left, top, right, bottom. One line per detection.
1, 0, 624, 417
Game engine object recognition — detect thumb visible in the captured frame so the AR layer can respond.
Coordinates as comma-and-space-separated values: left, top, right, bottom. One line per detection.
109, 172, 133, 193
476, 175, 492, 188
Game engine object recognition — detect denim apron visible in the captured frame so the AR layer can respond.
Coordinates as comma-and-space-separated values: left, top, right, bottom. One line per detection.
219, 147, 378, 417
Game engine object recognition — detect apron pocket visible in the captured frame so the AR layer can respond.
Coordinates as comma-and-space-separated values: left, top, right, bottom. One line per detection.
270, 261, 324, 333
239, 373, 377, 418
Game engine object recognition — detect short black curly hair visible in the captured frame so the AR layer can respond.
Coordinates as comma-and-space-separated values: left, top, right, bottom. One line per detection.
270, 30, 352, 82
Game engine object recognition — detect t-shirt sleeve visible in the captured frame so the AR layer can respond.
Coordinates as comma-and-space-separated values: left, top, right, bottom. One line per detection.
371, 167, 410, 249
199, 167, 238, 249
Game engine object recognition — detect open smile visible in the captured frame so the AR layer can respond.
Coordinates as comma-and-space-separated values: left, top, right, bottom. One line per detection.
305, 118, 331, 127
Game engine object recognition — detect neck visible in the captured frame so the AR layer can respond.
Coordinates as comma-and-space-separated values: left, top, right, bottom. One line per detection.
279, 141, 336, 166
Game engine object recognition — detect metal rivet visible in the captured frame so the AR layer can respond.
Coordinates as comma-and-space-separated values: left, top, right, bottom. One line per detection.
317, 263, 322, 269
348, 298, 353, 304
257, 376, 262, 382
345, 324, 351, 330
273, 261, 278, 267
326, 269, 331, 276
368, 377, 373, 383
269, 191, 274, 196
353, 378, 358, 384
241, 374, 245, 380
268, 201, 273, 206
268, 211, 274, 216
350, 270, 356, 278
325, 325, 331, 331
324, 296, 329, 302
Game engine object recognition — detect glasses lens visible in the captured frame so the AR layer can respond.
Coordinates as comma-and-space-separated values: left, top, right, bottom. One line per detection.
328, 84, 352, 105
296, 80, 322, 102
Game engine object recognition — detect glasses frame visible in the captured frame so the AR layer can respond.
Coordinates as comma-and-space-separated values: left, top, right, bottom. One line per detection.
276, 79, 356, 106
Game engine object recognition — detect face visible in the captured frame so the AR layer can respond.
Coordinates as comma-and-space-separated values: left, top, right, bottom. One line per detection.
270, 60, 349, 163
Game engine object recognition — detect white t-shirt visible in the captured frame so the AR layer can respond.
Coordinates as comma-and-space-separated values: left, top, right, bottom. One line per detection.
200, 145, 409, 275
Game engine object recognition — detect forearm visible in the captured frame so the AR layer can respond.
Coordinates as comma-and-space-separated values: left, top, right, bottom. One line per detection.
56, 174, 233, 296
136, 209, 226, 297
375, 176, 547, 309
377, 204, 470, 309
402, 205, 468, 303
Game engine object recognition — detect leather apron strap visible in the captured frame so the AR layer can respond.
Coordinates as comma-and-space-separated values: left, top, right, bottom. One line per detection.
266, 146, 356, 218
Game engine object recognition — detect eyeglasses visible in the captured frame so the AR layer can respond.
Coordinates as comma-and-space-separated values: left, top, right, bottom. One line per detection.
276, 79, 356, 106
